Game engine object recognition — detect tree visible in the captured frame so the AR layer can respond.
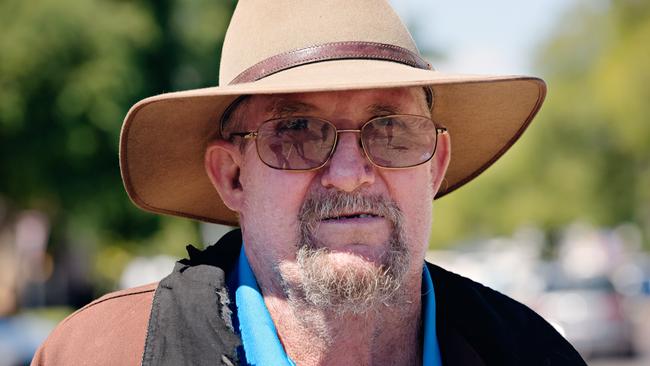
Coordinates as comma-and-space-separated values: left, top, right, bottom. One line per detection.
429, 0, 650, 250
0, 0, 235, 300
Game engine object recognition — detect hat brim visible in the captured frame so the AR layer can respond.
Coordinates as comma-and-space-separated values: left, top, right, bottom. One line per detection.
120, 59, 546, 226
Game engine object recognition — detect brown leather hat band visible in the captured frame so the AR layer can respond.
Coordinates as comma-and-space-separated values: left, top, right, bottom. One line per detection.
229, 41, 432, 85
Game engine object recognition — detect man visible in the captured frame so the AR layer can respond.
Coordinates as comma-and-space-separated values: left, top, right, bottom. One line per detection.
33, 0, 586, 365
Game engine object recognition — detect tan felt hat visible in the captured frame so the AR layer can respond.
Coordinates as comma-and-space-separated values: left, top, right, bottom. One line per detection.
119, 0, 546, 226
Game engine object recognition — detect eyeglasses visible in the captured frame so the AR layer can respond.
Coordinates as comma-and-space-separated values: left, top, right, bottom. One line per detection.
229, 115, 447, 171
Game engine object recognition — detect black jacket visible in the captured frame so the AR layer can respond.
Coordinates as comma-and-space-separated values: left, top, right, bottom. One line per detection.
142, 229, 586, 366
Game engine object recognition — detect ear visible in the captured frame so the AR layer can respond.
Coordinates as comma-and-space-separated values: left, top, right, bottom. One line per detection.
430, 132, 451, 195
205, 140, 245, 212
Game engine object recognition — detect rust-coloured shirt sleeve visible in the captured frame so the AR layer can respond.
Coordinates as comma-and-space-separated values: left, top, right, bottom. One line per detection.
31, 283, 157, 366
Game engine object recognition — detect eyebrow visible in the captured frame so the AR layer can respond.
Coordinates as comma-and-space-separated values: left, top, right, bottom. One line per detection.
266, 100, 403, 119
267, 100, 317, 118
367, 103, 400, 115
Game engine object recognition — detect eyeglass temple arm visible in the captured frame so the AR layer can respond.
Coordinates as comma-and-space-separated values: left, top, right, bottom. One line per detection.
229, 131, 258, 140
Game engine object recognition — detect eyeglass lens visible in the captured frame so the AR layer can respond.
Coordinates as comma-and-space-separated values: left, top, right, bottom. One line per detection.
255, 116, 437, 170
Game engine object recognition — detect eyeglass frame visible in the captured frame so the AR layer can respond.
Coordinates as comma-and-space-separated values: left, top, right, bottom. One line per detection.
226, 114, 448, 172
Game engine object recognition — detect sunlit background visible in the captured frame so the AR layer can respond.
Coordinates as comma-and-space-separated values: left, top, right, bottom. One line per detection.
1, 0, 649, 365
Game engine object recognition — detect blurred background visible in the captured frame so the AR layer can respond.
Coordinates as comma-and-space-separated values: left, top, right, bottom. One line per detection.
0, 0, 648, 364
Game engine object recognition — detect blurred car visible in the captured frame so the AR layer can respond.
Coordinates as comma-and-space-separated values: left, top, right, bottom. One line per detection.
0, 314, 55, 366
533, 276, 636, 359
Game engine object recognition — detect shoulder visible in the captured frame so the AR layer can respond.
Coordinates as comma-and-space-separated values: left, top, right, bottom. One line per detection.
427, 262, 586, 365
428, 262, 537, 319
31, 283, 157, 366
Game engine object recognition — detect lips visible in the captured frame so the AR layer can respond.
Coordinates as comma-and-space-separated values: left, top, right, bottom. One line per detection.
321, 212, 382, 221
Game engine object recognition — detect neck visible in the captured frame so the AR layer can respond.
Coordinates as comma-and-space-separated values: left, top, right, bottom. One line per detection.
262, 274, 423, 366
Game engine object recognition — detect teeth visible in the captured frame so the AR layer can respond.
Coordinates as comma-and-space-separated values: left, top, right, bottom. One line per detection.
323, 213, 377, 220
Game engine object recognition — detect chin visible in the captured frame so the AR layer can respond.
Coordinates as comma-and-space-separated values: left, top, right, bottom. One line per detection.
319, 246, 387, 268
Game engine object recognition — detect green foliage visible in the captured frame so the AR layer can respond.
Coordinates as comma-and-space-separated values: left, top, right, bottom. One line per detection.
430, 0, 650, 249
0, 0, 159, 243
0, 0, 234, 292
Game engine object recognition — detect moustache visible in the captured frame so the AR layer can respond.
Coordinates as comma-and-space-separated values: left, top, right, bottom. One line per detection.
298, 190, 403, 229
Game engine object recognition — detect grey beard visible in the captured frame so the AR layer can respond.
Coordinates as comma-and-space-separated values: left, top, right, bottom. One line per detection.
283, 190, 410, 317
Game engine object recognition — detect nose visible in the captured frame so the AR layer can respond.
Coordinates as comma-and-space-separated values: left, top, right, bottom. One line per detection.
320, 132, 375, 191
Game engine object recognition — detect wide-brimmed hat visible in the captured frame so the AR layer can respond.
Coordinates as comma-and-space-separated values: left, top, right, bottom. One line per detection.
119, 0, 546, 226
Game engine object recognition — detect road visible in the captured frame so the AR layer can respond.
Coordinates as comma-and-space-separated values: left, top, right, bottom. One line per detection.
590, 356, 649, 366
589, 300, 650, 366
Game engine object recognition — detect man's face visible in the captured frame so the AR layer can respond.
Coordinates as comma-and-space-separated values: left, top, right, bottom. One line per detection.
210, 87, 449, 312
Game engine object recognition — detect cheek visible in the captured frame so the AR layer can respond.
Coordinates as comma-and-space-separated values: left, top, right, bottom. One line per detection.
238, 153, 314, 251
241, 171, 304, 224
384, 167, 434, 251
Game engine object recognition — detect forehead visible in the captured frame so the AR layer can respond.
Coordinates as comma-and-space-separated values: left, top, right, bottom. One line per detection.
248, 87, 429, 121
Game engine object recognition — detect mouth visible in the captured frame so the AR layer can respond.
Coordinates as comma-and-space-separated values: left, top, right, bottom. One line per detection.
321, 212, 383, 221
